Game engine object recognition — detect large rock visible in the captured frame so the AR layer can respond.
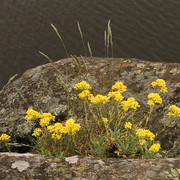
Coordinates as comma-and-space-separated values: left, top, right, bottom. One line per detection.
0, 57, 179, 156
0, 152, 180, 179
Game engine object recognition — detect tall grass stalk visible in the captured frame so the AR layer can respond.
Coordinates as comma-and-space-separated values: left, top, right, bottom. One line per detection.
104, 20, 113, 58
108, 20, 113, 58
87, 42, 92, 57
77, 21, 87, 57
51, 23, 69, 58
2, 74, 18, 91
104, 30, 107, 57
106, 29, 110, 57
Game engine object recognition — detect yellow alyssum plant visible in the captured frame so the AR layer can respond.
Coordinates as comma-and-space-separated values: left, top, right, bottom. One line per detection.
72, 79, 179, 158
25, 109, 81, 157
167, 105, 180, 118
0, 133, 11, 152
151, 79, 168, 93
0, 133, 11, 141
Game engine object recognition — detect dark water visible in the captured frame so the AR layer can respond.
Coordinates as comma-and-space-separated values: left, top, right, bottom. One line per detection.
0, 0, 180, 89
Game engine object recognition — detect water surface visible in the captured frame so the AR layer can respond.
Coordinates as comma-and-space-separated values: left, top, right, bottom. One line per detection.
0, 0, 180, 89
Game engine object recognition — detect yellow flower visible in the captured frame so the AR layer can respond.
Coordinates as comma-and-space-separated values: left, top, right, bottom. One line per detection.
151, 82, 158, 88
90, 95, 110, 104
25, 109, 42, 121
38, 113, 56, 127
47, 125, 55, 133
147, 93, 162, 106
108, 91, 124, 102
108, 91, 118, 98
124, 122, 132, 129
152, 79, 166, 87
32, 128, 42, 137
74, 81, 92, 90
102, 117, 108, 124
0, 133, 11, 141
25, 115, 34, 121
139, 139, 146, 146
112, 81, 127, 93
42, 113, 55, 121
160, 86, 168, 93
121, 97, 140, 111
151, 79, 168, 93
54, 123, 67, 134
78, 90, 93, 99
146, 131, 155, 141
147, 100, 155, 107
65, 118, 81, 135
39, 117, 51, 127
149, 143, 161, 153
114, 93, 124, 102
136, 129, 155, 141
167, 105, 180, 118
47, 123, 67, 140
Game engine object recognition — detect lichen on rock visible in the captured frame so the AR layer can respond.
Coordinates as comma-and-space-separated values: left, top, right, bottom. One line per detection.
0, 152, 179, 179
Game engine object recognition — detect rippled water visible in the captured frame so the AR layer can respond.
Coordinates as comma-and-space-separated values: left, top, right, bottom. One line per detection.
0, 0, 180, 89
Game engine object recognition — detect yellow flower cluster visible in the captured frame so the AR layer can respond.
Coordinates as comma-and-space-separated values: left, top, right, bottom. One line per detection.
25, 109, 55, 127
65, 118, 81, 135
136, 128, 155, 141
121, 97, 140, 111
48, 123, 67, 140
78, 90, 93, 100
32, 128, 42, 137
102, 117, 108, 124
74, 81, 92, 90
0, 133, 11, 141
25, 109, 42, 121
112, 81, 127, 93
39, 113, 55, 127
90, 95, 110, 104
75, 81, 127, 104
124, 122, 132, 129
167, 105, 180, 118
47, 118, 81, 139
151, 79, 168, 93
42, 113, 56, 121
147, 93, 162, 107
74, 81, 94, 101
108, 91, 124, 102
149, 143, 161, 153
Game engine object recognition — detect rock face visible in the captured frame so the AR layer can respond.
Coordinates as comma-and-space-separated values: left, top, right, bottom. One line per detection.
0, 152, 180, 180
0, 57, 179, 157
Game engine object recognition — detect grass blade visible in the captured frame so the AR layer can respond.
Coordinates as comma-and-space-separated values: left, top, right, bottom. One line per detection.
87, 42, 92, 58
77, 21, 87, 57
2, 74, 18, 91
104, 30, 107, 57
51, 23, 69, 58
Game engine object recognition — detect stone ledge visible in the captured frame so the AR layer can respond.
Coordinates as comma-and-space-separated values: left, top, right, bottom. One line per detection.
0, 152, 180, 179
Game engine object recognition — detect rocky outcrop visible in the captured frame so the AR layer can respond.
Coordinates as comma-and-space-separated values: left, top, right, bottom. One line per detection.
0, 57, 179, 157
0, 152, 180, 180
